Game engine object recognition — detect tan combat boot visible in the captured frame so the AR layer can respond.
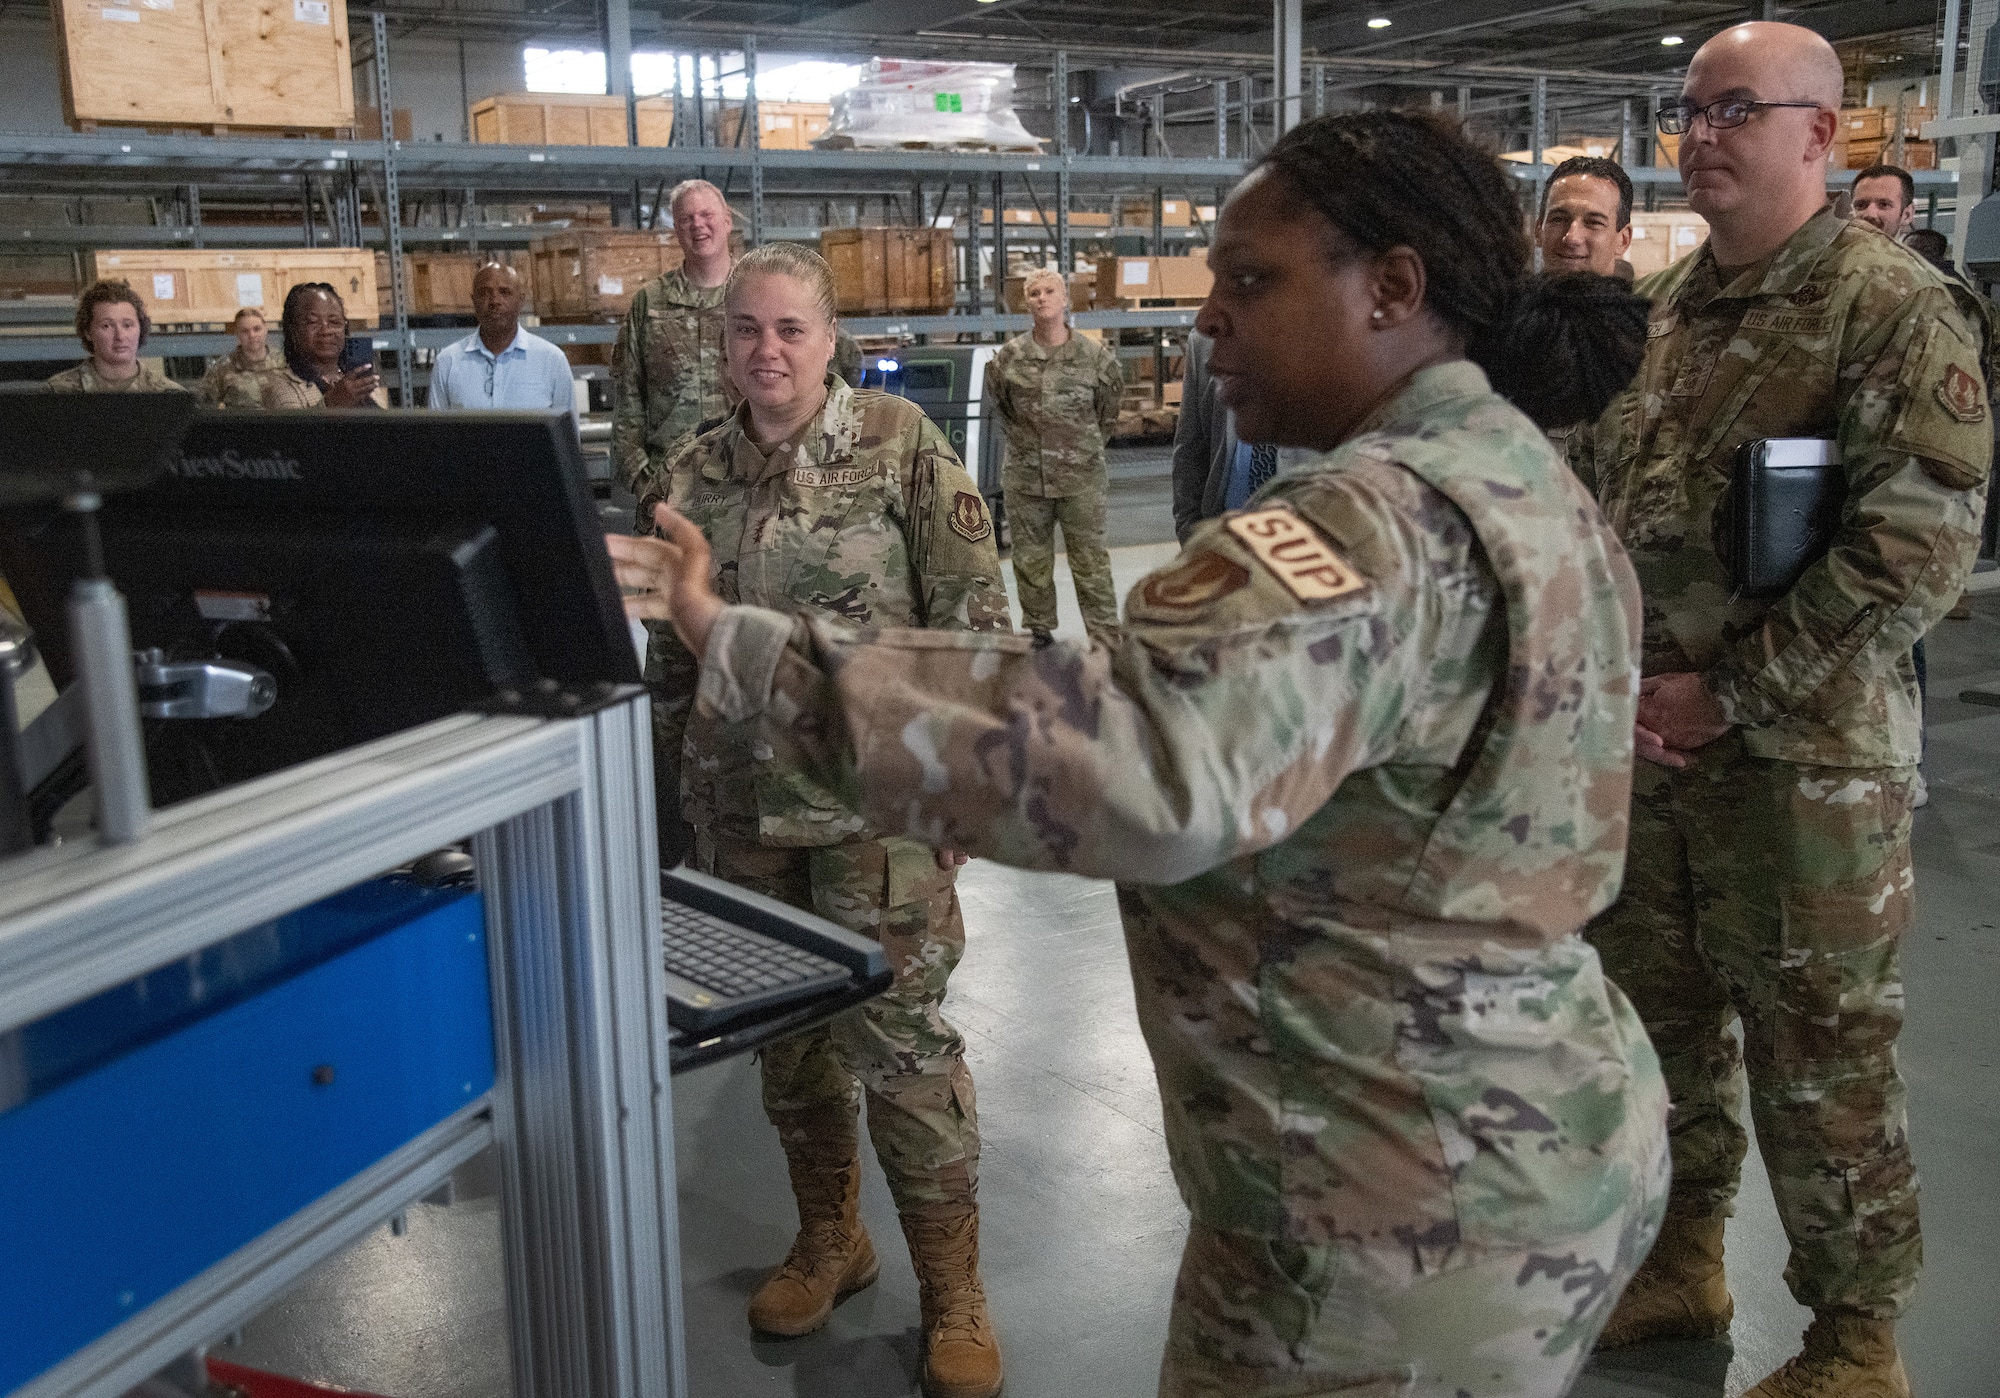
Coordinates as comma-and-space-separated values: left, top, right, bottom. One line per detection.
899, 1167, 1003, 1398
1744, 1314, 1911, 1398
1595, 1213, 1734, 1349
747, 1107, 879, 1338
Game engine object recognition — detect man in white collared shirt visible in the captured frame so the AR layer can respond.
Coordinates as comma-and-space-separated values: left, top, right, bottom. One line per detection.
428, 262, 574, 412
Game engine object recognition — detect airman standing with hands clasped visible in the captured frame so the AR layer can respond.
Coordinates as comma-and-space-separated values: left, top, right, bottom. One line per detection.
1571, 23, 1991, 1395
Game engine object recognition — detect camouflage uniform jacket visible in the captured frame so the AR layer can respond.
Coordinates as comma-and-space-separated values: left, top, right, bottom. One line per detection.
257, 366, 387, 411
197, 348, 276, 408
984, 330, 1124, 497
695, 361, 1657, 1244
613, 268, 731, 495
1572, 208, 1991, 768
643, 375, 1010, 847
46, 360, 185, 393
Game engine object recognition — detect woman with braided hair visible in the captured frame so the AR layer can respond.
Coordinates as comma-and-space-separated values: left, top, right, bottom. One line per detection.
615, 111, 1665, 1397
262, 282, 385, 409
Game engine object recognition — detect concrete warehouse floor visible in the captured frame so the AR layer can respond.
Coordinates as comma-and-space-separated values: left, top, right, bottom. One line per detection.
217, 459, 2000, 1397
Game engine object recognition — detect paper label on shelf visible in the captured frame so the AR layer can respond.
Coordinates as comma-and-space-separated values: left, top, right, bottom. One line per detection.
101, 6, 141, 21
1122, 260, 1151, 286
152, 273, 175, 300
294, 0, 330, 22
236, 272, 265, 307
597, 275, 624, 295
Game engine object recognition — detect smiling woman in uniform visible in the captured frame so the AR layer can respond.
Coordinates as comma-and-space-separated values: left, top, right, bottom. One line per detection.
634, 242, 1011, 1398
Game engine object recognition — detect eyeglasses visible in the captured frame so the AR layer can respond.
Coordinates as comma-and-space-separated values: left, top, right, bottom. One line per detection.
1658, 98, 1822, 135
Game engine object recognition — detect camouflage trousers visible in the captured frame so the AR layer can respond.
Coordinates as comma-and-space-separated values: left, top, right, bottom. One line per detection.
1585, 735, 1922, 1318
700, 833, 979, 1211
1160, 1192, 1667, 1398
1004, 486, 1120, 644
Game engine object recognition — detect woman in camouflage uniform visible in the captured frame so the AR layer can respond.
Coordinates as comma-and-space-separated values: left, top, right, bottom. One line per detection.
635, 243, 1011, 1398
197, 307, 277, 409
46, 279, 186, 394
618, 115, 1670, 1398
984, 265, 1127, 644
262, 283, 385, 410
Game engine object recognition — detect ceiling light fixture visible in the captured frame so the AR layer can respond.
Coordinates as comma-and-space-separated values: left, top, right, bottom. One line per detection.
1660, 34, 1684, 45
1367, 16, 1392, 28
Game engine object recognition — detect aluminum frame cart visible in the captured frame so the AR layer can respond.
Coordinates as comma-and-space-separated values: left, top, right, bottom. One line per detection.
0, 689, 688, 1398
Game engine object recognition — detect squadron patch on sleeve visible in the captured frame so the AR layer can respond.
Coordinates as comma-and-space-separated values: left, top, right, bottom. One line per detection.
1224, 506, 1368, 603
1134, 550, 1250, 614
1936, 364, 1987, 424
949, 491, 993, 542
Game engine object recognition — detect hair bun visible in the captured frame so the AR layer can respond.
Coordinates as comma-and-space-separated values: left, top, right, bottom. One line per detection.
1475, 272, 1650, 430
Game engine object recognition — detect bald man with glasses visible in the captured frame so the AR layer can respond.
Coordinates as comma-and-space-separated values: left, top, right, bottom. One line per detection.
1568, 24, 1989, 1396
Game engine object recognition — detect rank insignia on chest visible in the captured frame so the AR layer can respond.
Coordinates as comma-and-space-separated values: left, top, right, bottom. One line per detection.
949, 491, 993, 541
1937, 364, 1987, 424
1136, 550, 1250, 613
1790, 283, 1829, 305
1225, 506, 1368, 602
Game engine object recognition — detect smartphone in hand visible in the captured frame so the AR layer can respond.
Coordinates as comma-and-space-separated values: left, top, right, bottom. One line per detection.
339, 334, 377, 375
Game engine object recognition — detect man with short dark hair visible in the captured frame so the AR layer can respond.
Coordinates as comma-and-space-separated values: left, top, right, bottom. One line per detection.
1851, 162, 1916, 240
1537, 154, 1634, 276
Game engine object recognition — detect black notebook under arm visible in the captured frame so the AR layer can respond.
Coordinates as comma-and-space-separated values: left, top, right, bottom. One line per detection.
1716, 438, 1843, 599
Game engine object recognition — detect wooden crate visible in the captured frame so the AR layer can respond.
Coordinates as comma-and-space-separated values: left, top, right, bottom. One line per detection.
1904, 140, 1938, 171
1118, 199, 1195, 228
53, 0, 355, 133
471, 93, 674, 147
819, 228, 956, 315
88, 248, 378, 328
718, 101, 831, 150
374, 251, 533, 318
1625, 211, 1709, 281
1840, 107, 1885, 141
529, 231, 683, 320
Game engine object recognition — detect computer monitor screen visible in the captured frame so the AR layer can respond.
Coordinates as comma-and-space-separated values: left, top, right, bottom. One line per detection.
0, 408, 639, 806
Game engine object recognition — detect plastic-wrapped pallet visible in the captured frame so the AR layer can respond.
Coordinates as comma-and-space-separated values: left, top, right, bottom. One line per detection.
816, 60, 1043, 152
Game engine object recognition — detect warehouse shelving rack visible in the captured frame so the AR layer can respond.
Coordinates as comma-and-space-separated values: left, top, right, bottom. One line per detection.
0, 23, 1964, 380
0, 693, 689, 1398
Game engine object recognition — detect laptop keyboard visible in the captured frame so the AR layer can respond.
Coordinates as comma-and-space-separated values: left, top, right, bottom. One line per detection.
661, 900, 851, 1031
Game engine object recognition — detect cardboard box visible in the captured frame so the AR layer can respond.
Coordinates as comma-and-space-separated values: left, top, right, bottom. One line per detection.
1624, 211, 1709, 280
983, 208, 1113, 229
88, 248, 378, 328
717, 101, 831, 151
53, 0, 355, 132
1095, 251, 1209, 303
820, 228, 956, 314
1119, 199, 1194, 227
358, 106, 413, 143
529, 231, 683, 319
471, 93, 674, 147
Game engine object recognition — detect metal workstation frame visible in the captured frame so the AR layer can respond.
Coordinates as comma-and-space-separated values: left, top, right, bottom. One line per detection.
0, 693, 689, 1398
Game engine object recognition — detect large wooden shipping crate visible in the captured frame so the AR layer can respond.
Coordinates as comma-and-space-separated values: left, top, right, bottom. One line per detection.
819, 228, 956, 315
717, 101, 832, 151
1625, 211, 1709, 280
471, 93, 673, 147
373, 251, 532, 318
529, 231, 684, 320
87, 248, 378, 328
53, 0, 356, 132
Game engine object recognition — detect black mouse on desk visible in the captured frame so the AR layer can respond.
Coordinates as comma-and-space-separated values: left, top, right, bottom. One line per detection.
408, 848, 477, 889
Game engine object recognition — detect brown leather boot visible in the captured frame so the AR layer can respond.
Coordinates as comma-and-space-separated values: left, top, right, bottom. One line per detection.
899, 1169, 1003, 1398
747, 1107, 879, 1338
1595, 1213, 1733, 1349
1743, 1314, 1910, 1398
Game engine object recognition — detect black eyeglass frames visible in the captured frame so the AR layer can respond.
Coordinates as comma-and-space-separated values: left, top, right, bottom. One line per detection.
1657, 98, 1822, 135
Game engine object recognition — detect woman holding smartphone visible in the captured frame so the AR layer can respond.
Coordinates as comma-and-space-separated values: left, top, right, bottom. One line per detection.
262, 283, 386, 409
